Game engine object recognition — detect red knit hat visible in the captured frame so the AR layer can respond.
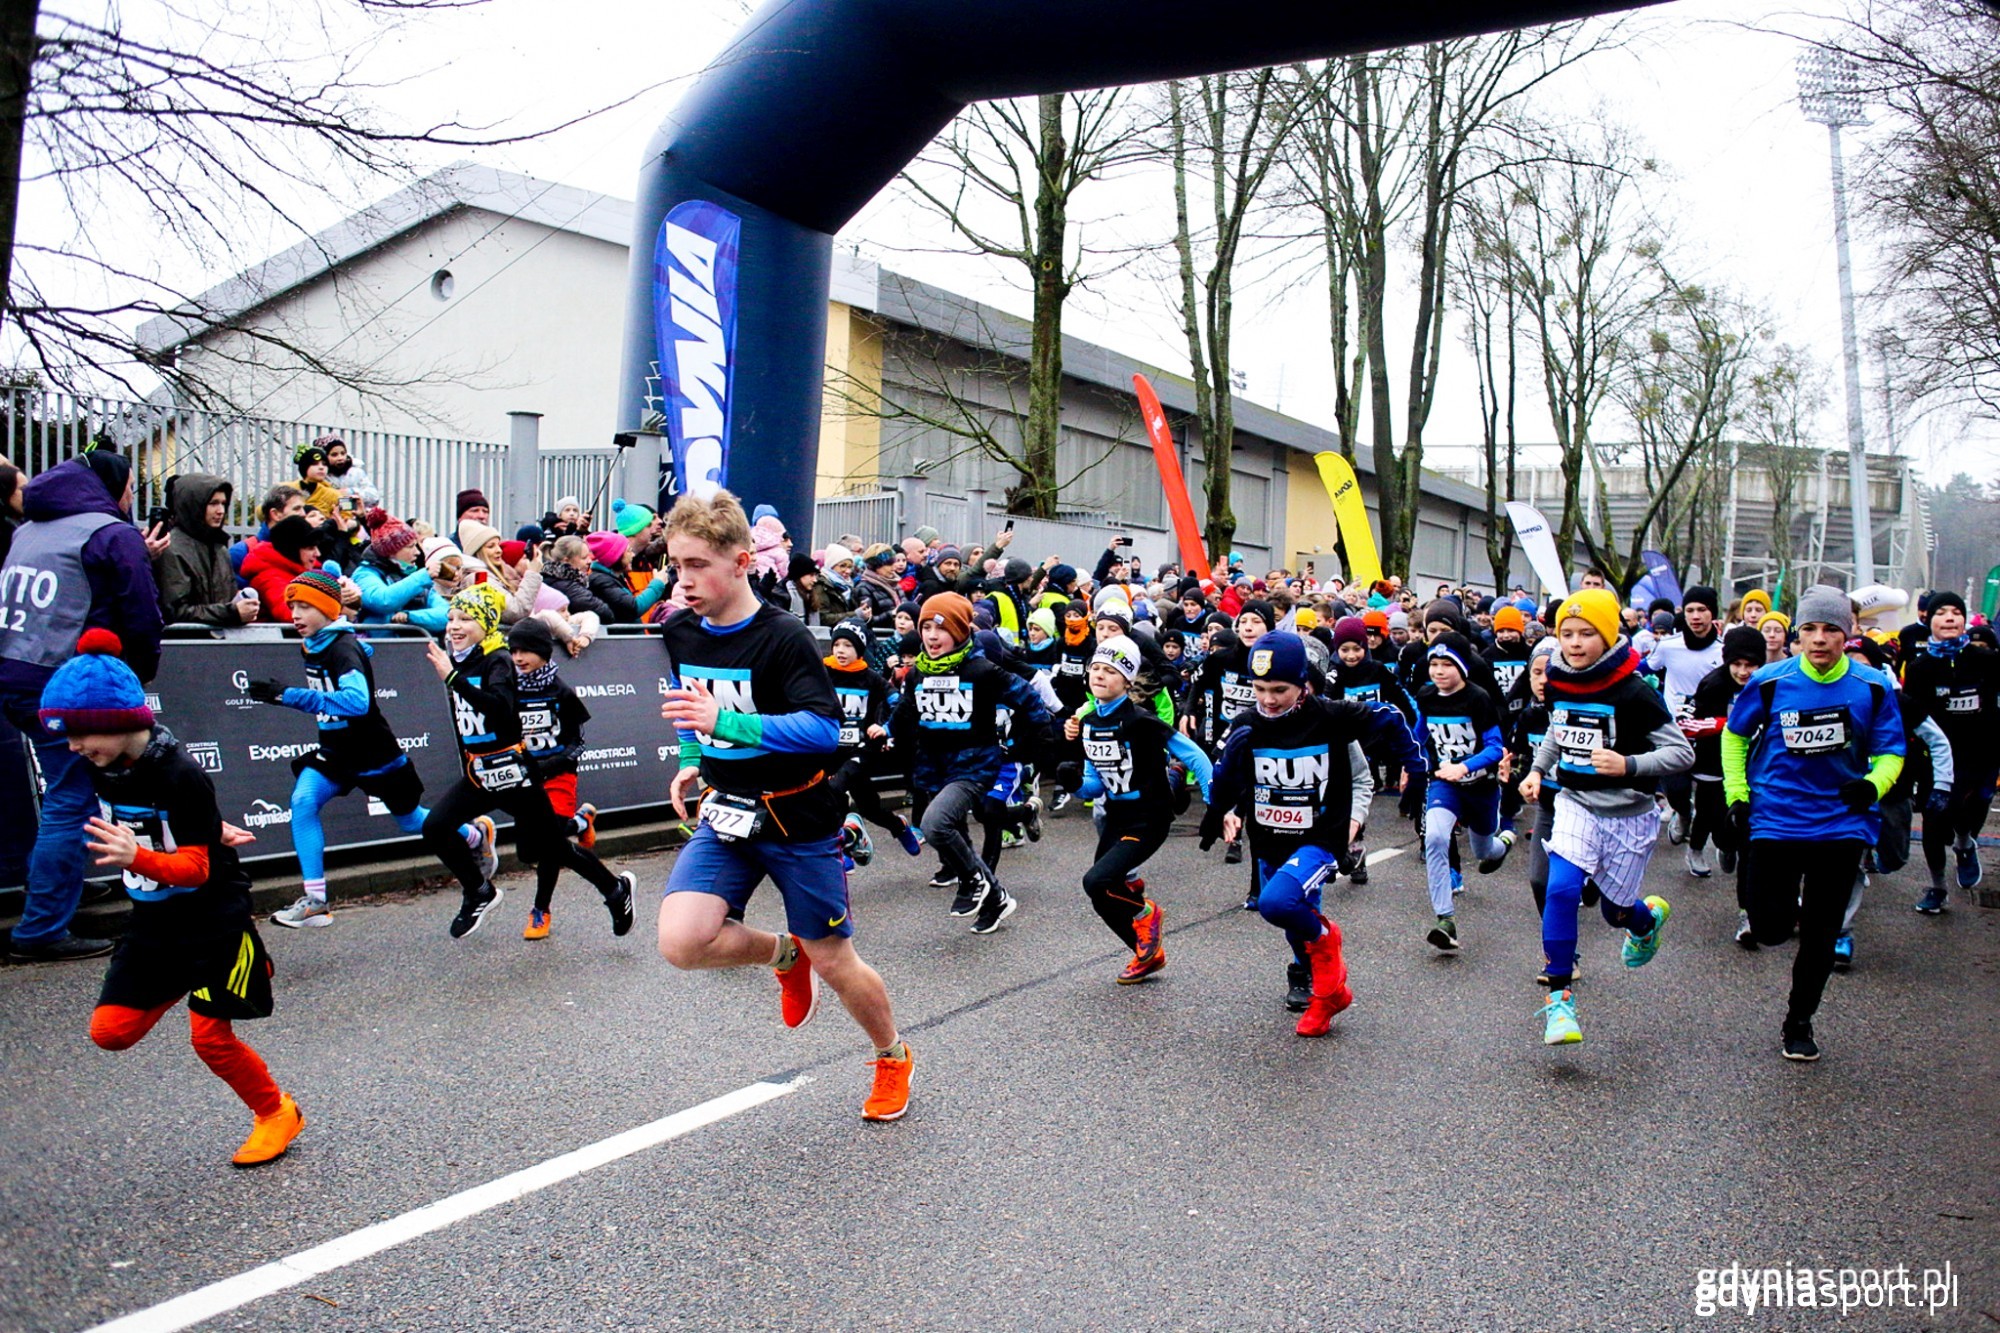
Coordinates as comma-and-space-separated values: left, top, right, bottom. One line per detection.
364, 506, 419, 560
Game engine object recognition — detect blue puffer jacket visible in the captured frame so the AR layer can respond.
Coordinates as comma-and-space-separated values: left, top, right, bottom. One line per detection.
351, 552, 448, 631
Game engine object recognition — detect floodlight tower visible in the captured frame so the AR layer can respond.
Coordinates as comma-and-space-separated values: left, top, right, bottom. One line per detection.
1797, 47, 1875, 586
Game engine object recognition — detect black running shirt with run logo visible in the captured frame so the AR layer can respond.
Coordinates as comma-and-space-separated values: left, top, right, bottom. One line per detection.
659, 604, 842, 797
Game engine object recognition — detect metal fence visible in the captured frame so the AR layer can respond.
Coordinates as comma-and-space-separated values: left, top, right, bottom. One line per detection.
809, 492, 902, 551
0, 386, 509, 532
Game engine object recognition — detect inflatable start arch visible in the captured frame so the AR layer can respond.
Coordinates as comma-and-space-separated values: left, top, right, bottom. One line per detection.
617, 0, 1658, 526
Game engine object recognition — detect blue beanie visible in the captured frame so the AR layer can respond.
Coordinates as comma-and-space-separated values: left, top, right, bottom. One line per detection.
1247, 630, 1311, 686
1426, 633, 1474, 682
1047, 563, 1078, 590
39, 629, 153, 735
752, 504, 780, 526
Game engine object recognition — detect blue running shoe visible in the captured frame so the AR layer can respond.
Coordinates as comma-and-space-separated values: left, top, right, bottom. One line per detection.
1832, 932, 1854, 971
840, 814, 874, 867
1955, 842, 1983, 890
1915, 885, 1948, 915
897, 824, 924, 857
1450, 867, 1464, 896
1541, 989, 1582, 1045
1621, 894, 1671, 969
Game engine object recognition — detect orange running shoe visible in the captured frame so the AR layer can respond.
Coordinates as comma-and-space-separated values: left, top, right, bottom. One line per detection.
862, 1044, 914, 1121
231, 1094, 304, 1167
774, 936, 820, 1029
1117, 901, 1167, 984
576, 802, 598, 850
1296, 917, 1353, 1037
523, 907, 551, 941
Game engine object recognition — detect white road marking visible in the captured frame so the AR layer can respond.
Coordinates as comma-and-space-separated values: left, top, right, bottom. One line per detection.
1364, 847, 1405, 866
84, 1076, 804, 1333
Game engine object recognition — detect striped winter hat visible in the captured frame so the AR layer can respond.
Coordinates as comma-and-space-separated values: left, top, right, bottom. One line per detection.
285, 568, 344, 620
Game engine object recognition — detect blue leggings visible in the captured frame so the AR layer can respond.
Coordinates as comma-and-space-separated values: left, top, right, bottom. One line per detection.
1255, 847, 1337, 949
1541, 852, 1656, 983
1423, 781, 1505, 915
291, 767, 427, 883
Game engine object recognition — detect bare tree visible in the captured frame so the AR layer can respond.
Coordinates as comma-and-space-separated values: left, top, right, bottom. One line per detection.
1742, 343, 1829, 600
1454, 172, 1526, 592
1503, 131, 1657, 567
1822, 2, 2000, 422
897, 90, 1153, 514
1165, 68, 1310, 558
1280, 26, 1611, 576
7, 0, 662, 409
1601, 271, 1761, 589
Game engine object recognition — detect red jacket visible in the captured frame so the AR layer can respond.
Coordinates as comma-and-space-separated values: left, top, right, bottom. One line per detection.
239, 540, 312, 621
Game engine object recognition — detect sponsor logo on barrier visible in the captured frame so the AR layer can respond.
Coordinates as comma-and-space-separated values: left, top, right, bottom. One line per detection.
659, 677, 673, 695
653, 199, 741, 501
397, 733, 431, 751
366, 797, 390, 817
249, 742, 318, 763
145, 693, 163, 714
373, 688, 399, 700
232, 670, 249, 690
575, 683, 637, 699
242, 798, 292, 829
658, 744, 677, 763
186, 741, 223, 774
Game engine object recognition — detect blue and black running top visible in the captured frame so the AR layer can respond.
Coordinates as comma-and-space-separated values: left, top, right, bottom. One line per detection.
1727, 655, 1906, 843
658, 603, 842, 799
1413, 681, 1504, 784
283, 623, 402, 775
88, 727, 251, 936
1206, 695, 1423, 864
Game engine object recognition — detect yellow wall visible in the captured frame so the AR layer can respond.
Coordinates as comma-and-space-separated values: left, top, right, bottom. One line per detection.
816, 302, 884, 497
1283, 462, 1342, 579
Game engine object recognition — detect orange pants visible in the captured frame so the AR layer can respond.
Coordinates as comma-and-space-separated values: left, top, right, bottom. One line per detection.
90, 1002, 283, 1117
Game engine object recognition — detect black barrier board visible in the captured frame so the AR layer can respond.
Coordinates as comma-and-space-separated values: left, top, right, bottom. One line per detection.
147, 628, 692, 865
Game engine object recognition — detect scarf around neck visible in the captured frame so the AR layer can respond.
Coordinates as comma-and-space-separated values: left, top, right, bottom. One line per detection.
1546, 638, 1640, 699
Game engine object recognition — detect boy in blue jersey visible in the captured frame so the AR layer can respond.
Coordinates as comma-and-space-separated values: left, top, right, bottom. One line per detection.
242, 569, 491, 930
1412, 632, 1513, 953
1060, 634, 1214, 984
656, 491, 910, 1122
1519, 590, 1693, 1047
1202, 632, 1425, 1037
1723, 586, 1905, 1062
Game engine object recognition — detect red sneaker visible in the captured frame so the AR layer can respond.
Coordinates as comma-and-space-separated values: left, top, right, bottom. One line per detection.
1117, 900, 1166, 984
774, 937, 820, 1029
1296, 917, 1353, 1037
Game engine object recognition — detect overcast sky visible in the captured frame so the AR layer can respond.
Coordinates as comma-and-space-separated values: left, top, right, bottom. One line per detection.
33, 0, 2000, 483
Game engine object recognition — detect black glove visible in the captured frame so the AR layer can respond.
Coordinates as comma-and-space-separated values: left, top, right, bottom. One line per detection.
1054, 761, 1085, 794
1399, 774, 1428, 822
246, 678, 287, 704
1925, 784, 1952, 815
1197, 806, 1224, 851
1838, 777, 1878, 813
1728, 801, 1751, 840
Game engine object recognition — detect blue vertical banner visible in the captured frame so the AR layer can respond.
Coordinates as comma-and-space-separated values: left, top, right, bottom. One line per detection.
1629, 549, 1683, 609
652, 200, 742, 501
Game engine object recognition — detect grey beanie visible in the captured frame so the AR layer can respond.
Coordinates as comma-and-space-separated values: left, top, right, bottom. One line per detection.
1795, 585, 1854, 633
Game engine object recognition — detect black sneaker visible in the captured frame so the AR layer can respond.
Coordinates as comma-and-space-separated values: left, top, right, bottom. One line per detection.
1348, 862, 1370, 886
1782, 1026, 1820, 1062
971, 886, 1017, 934
927, 869, 959, 890
949, 875, 989, 918
1050, 790, 1072, 815
450, 883, 503, 939
1915, 885, 1948, 915
1478, 832, 1514, 875
607, 872, 636, 937
7, 932, 114, 964
1719, 846, 1738, 875
1285, 963, 1311, 1012
1426, 915, 1460, 952
1022, 797, 1043, 843
1224, 840, 1244, 865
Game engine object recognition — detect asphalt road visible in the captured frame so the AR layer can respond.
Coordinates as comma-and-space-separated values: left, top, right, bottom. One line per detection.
3, 797, 1997, 1332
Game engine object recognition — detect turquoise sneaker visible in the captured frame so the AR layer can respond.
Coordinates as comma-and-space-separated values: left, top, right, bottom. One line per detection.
1541, 989, 1582, 1045
1621, 894, 1671, 969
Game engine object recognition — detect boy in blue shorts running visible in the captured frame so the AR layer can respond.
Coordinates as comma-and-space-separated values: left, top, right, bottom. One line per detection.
655, 491, 910, 1121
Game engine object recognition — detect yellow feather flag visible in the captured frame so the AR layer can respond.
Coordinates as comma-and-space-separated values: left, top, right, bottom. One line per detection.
1311, 452, 1382, 588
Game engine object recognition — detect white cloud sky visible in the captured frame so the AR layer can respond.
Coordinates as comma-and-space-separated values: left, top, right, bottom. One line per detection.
26, 0, 2000, 482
